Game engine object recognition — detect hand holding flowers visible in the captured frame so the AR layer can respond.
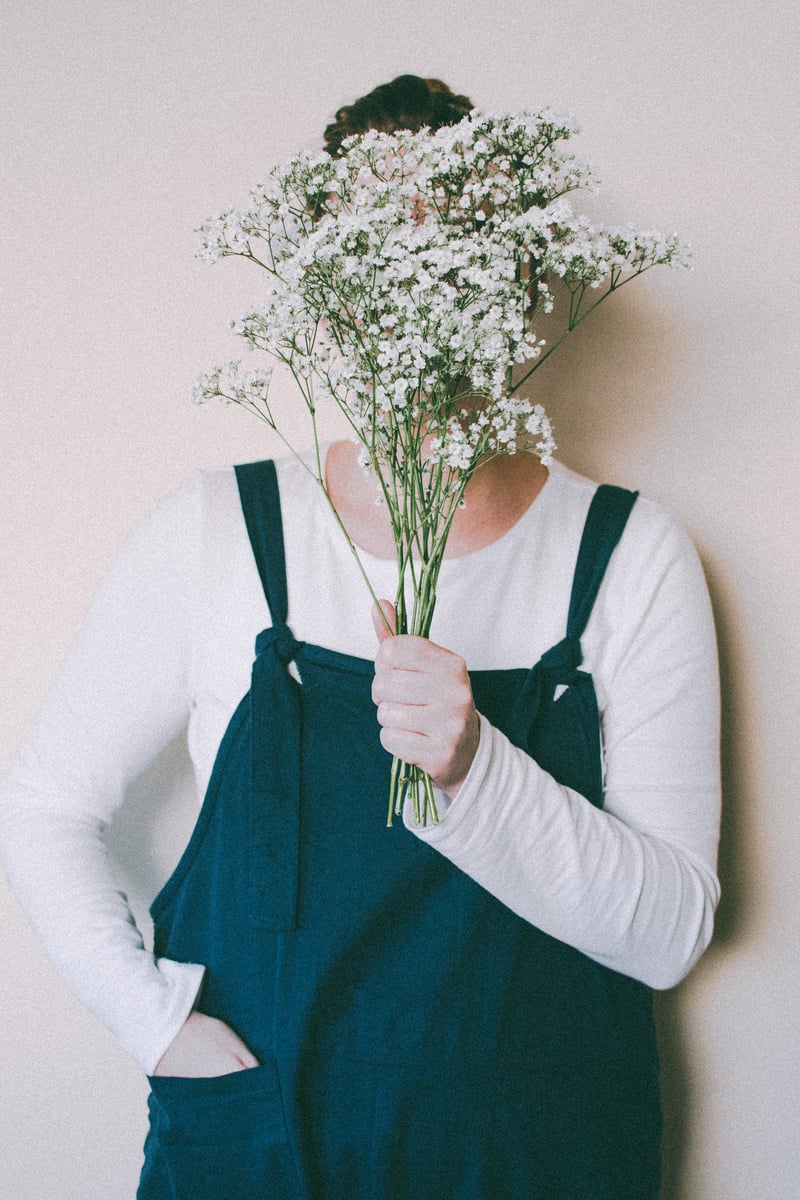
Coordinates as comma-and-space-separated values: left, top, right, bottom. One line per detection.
372, 602, 480, 809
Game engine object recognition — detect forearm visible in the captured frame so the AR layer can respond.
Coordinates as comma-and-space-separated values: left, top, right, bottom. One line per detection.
0, 796, 204, 1074
412, 714, 720, 988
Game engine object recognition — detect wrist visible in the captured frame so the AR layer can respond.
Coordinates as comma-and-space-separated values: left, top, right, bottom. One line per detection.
440, 708, 481, 798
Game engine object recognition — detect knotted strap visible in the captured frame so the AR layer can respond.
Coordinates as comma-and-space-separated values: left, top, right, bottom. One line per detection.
235, 460, 303, 931
505, 484, 638, 806
249, 625, 302, 930
505, 634, 583, 740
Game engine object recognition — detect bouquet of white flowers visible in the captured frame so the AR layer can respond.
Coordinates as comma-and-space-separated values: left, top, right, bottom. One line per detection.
193, 108, 689, 825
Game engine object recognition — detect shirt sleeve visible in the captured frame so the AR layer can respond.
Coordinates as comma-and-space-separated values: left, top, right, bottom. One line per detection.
409, 504, 721, 989
0, 475, 208, 1073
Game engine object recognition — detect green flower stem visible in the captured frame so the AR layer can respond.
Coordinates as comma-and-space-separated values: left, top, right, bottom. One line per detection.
385, 463, 470, 827
509, 260, 663, 396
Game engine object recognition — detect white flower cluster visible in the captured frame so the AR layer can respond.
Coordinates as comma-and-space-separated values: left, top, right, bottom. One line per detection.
192, 361, 273, 410
194, 109, 688, 475
193, 108, 690, 825
426, 400, 553, 470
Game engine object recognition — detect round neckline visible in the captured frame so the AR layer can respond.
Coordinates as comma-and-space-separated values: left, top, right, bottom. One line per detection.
319, 443, 556, 570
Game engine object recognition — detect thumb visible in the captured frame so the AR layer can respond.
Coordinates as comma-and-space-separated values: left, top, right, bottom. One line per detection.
372, 599, 396, 643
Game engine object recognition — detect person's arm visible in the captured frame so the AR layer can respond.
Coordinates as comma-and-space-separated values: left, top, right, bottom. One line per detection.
373, 508, 721, 988
1, 476, 214, 1073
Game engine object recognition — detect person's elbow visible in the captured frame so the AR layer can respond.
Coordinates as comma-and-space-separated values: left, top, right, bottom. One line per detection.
643, 863, 721, 990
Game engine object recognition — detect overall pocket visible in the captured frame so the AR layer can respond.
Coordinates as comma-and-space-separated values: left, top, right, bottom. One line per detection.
144, 1060, 301, 1200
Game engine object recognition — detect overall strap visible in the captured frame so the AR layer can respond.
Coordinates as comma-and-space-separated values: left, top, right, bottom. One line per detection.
234, 459, 289, 627
234, 459, 300, 932
566, 484, 638, 641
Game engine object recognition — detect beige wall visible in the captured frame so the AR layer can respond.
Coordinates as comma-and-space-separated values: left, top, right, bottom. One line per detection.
2, 1, 798, 1196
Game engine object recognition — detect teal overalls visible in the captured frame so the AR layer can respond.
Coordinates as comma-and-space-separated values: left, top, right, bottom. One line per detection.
137, 460, 661, 1199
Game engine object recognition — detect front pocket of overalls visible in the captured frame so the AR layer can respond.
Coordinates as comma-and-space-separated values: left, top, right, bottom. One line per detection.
148, 1060, 300, 1199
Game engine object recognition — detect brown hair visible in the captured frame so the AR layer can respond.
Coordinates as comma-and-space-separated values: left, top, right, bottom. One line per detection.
323, 75, 474, 156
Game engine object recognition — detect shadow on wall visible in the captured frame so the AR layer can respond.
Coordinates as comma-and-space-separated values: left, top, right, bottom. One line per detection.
655, 554, 750, 1200
702, 555, 753, 955
518, 286, 685, 483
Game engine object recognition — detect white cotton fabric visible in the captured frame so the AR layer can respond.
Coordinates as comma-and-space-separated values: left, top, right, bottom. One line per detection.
0, 451, 721, 1075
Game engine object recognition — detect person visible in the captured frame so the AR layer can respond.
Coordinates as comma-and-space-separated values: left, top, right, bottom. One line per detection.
0, 75, 721, 1200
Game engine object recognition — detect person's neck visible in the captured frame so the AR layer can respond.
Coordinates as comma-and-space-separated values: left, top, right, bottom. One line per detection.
324, 439, 549, 560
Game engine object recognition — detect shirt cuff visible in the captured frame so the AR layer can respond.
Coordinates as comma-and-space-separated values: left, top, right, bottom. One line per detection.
130, 959, 206, 1076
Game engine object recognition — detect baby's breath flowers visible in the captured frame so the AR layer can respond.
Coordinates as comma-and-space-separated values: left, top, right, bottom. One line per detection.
194, 108, 690, 826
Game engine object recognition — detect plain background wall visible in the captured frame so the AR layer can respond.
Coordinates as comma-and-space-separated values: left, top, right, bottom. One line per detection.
2, 1, 798, 1196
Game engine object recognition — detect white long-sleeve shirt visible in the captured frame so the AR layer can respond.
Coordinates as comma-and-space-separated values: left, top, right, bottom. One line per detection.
0, 452, 721, 1075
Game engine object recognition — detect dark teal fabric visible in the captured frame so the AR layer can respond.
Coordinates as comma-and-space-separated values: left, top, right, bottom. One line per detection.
138, 461, 661, 1200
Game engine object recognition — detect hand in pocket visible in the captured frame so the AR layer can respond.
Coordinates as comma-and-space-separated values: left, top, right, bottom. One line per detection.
153, 1011, 260, 1078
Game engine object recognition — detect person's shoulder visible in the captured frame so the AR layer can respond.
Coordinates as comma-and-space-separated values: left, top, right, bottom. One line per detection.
141, 463, 236, 519
546, 461, 704, 609
549, 460, 692, 551
159, 450, 321, 541
107, 465, 243, 580
621, 486, 699, 572
126, 465, 237, 549
221, 449, 320, 493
